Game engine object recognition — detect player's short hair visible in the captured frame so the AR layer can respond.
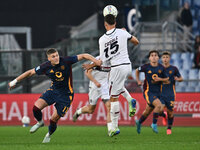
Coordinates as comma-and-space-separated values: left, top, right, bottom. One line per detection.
104, 14, 116, 25
162, 51, 171, 57
148, 50, 160, 58
46, 48, 58, 56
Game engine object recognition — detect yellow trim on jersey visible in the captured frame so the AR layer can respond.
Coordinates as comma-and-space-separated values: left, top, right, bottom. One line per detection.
68, 77, 73, 94
62, 106, 67, 112
144, 81, 150, 104
173, 85, 176, 101
65, 107, 69, 113
160, 84, 163, 93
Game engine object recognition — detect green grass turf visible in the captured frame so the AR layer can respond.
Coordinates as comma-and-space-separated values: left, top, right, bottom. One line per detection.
0, 126, 199, 150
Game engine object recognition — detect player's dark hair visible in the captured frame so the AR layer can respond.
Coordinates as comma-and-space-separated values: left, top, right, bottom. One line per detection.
46, 48, 58, 56
148, 50, 160, 58
104, 14, 116, 25
162, 51, 171, 57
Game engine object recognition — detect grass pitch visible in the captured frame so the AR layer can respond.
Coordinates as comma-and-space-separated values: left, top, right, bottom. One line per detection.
0, 126, 199, 150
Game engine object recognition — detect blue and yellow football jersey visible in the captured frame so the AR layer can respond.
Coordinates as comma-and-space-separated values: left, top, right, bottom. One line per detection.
138, 63, 168, 105
161, 65, 181, 97
35, 56, 78, 95
138, 63, 168, 93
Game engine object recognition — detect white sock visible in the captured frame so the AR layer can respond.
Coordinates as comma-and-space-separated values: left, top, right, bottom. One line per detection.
77, 108, 82, 115
121, 88, 132, 103
110, 101, 120, 130
107, 122, 112, 132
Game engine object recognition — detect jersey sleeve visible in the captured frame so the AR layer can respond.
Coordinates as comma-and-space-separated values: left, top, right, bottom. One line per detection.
99, 37, 106, 62
138, 64, 147, 72
35, 62, 48, 75
123, 30, 132, 40
174, 67, 181, 77
63, 56, 78, 64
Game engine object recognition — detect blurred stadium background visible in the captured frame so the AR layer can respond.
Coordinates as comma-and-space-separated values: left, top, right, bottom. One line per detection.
0, 0, 200, 132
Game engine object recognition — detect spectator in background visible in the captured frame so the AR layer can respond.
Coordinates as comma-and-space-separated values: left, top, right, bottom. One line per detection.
180, 2, 193, 51
193, 35, 200, 68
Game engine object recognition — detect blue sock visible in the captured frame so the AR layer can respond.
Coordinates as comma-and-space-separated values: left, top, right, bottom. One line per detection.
153, 112, 159, 124
49, 120, 57, 135
168, 116, 174, 129
139, 115, 147, 124
33, 105, 42, 122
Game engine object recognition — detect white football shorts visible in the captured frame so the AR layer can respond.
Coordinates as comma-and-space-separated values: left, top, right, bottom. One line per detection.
88, 81, 110, 105
109, 64, 132, 98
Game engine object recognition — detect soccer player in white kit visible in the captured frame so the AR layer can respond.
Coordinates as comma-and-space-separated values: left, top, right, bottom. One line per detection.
73, 56, 136, 135
99, 14, 139, 136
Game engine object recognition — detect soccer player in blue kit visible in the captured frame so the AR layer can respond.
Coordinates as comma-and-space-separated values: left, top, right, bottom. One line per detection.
160, 51, 183, 135
8, 48, 101, 143
135, 50, 169, 134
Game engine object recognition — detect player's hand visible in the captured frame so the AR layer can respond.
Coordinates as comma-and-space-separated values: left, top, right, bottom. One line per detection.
94, 81, 101, 88
137, 80, 142, 86
174, 76, 179, 81
153, 76, 161, 82
8, 79, 17, 89
95, 60, 102, 66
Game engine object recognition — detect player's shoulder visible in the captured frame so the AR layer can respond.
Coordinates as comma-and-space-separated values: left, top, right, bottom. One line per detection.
170, 65, 179, 71
40, 61, 51, 68
99, 35, 106, 43
158, 63, 165, 69
143, 63, 150, 67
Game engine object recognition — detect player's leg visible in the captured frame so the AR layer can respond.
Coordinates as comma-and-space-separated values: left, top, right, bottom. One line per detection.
108, 65, 131, 137
73, 87, 99, 122
103, 100, 113, 134
121, 87, 136, 117
165, 98, 175, 135
166, 109, 174, 135
73, 104, 96, 122
151, 98, 162, 133
159, 97, 167, 126
42, 109, 60, 143
30, 98, 48, 133
109, 96, 120, 137
135, 104, 153, 134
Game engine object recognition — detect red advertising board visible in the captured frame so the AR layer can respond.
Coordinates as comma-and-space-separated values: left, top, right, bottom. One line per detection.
0, 93, 200, 126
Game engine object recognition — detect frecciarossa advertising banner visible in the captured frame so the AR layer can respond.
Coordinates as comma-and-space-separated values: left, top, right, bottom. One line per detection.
0, 93, 200, 126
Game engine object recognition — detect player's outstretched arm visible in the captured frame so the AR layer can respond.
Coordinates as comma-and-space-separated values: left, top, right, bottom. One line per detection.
135, 69, 142, 86
174, 76, 183, 82
130, 36, 139, 45
85, 69, 101, 88
8, 68, 36, 89
77, 53, 102, 66
82, 63, 96, 71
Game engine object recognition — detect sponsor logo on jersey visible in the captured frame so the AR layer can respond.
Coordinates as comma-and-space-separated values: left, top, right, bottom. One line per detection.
169, 71, 172, 74
50, 69, 54, 73
148, 70, 152, 74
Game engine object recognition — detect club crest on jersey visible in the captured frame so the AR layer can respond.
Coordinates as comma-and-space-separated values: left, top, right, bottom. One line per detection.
158, 70, 162, 74
148, 70, 152, 74
169, 71, 172, 74
61, 65, 65, 70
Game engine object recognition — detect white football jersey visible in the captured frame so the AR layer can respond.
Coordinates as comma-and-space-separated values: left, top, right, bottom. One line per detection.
99, 28, 132, 66
89, 56, 110, 88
